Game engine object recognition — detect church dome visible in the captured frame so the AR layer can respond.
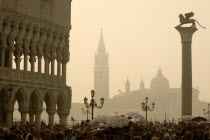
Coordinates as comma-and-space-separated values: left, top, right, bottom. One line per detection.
150, 68, 169, 90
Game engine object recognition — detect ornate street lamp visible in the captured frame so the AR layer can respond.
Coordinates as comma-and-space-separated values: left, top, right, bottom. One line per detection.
82, 107, 91, 121
141, 97, 155, 123
203, 104, 210, 117
83, 90, 105, 120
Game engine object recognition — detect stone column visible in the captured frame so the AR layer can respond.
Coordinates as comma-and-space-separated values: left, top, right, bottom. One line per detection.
59, 114, 68, 126
15, 52, 21, 70
51, 60, 55, 75
15, 48, 22, 79
29, 55, 36, 80
57, 61, 61, 76
38, 56, 42, 74
62, 63, 66, 77
1, 19, 10, 67
35, 111, 42, 129
29, 113, 35, 125
24, 53, 28, 71
175, 26, 197, 116
23, 25, 32, 72
44, 58, 49, 75
8, 48, 13, 68
47, 111, 55, 127
4, 101, 14, 129
6, 111, 13, 128
21, 112, 27, 125
0, 48, 6, 67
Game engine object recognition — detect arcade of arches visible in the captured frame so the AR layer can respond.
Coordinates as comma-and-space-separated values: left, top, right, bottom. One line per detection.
0, 85, 71, 129
0, 6, 72, 128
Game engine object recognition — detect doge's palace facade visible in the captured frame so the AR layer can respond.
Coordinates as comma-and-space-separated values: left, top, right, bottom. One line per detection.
0, 0, 72, 129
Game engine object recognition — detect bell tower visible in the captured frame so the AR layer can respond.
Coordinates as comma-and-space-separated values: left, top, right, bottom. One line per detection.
125, 77, 130, 93
94, 29, 109, 101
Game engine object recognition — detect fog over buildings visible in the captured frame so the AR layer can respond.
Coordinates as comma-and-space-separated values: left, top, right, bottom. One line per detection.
68, 0, 210, 105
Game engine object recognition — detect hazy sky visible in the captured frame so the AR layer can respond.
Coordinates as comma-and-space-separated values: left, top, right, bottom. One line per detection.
68, 0, 210, 103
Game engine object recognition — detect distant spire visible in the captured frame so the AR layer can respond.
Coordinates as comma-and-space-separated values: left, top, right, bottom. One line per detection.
140, 77, 144, 89
97, 28, 106, 54
157, 66, 163, 77
126, 77, 129, 83
125, 77, 130, 93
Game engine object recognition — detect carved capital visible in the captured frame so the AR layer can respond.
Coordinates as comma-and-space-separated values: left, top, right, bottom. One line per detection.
175, 26, 197, 43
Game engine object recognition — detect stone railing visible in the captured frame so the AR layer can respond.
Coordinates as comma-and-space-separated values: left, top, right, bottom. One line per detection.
0, 67, 65, 87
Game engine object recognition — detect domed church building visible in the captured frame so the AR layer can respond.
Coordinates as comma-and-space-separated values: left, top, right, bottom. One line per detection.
107, 67, 203, 121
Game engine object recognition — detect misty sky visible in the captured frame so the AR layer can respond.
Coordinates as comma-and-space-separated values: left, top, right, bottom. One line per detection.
68, 0, 210, 103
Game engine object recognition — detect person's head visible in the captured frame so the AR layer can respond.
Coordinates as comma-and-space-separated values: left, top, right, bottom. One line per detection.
151, 137, 159, 140
92, 132, 104, 140
131, 136, 142, 140
21, 125, 29, 134
64, 129, 72, 137
196, 125, 202, 133
35, 130, 41, 139
10, 126, 16, 133
30, 127, 37, 136
185, 131, 193, 140
163, 135, 170, 140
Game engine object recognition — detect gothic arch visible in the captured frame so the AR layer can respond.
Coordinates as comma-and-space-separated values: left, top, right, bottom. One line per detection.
13, 86, 27, 111
29, 88, 42, 113
56, 91, 67, 113
44, 90, 55, 112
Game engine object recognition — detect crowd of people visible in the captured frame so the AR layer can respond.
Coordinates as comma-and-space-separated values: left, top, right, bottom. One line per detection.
0, 119, 210, 140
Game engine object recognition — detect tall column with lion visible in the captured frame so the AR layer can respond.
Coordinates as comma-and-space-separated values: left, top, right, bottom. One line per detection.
175, 12, 204, 117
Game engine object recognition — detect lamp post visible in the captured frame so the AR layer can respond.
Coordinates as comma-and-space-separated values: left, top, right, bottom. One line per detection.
83, 90, 105, 120
82, 107, 91, 121
203, 104, 210, 117
71, 117, 75, 126
141, 97, 155, 123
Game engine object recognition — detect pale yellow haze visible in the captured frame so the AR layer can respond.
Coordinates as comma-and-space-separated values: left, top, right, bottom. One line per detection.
68, 0, 210, 103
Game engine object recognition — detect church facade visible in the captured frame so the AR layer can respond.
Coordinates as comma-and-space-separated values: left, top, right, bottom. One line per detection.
108, 68, 204, 121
